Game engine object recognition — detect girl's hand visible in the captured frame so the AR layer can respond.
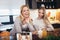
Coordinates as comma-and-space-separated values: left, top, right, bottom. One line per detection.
32, 31, 38, 35
42, 27, 47, 31
25, 18, 30, 23
19, 34, 22, 40
25, 18, 31, 23
22, 18, 30, 25
22, 20, 26, 25
26, 35, 30, 40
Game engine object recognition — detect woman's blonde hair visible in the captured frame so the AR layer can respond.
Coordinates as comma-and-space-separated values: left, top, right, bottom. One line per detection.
38, 7, 50, 25
19, 5, 33, 24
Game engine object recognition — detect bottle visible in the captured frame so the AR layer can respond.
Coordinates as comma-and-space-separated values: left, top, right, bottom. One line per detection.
53, 5, 54, 8
42, 0, 43, 2
49, 6, 51, 8
51, 0, 53, 2
46, 5, 48, 8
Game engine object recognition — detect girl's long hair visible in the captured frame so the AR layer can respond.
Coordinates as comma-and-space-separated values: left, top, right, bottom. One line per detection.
38, 7, 50, 26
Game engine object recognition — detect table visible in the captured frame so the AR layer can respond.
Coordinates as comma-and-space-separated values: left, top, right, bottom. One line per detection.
0, 34, 60, 40
0, 36, 16, 40
0, 28, 60, 40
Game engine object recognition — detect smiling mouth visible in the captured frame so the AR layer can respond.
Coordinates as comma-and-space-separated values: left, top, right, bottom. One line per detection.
25, 14, 29, 15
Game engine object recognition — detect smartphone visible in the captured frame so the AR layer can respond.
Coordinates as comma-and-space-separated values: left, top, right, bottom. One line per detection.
16, 32, 32, 40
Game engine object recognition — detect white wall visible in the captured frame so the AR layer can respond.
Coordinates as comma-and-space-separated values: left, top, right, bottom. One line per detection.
0, 0, 25, 22
0, 0, 25, 15
0, 0, 25, 9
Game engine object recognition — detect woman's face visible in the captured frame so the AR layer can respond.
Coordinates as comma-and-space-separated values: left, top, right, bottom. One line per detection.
38, 9, 44, 18
22, 7, 30, 18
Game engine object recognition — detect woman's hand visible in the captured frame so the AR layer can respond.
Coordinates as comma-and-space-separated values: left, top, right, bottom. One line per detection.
42, 27, 47, 31
23, 18, 31, 23
22, 17, 33, 24
26, 19, 29, 23
32, 31, 38, 35
19, 34, 22, 40
26, 35, 30, 40
22, 19, 26, 25
22, 18, 30, 25
25, 18, 30, 23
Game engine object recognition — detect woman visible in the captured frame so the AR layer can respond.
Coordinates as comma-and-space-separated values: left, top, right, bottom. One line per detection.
33, 7, 54, 38
10, 5, 35, 36
33, 7, 54, 31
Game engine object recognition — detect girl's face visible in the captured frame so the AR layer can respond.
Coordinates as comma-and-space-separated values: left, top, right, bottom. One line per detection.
22, 7, 30, 18
38, 9, 44, 18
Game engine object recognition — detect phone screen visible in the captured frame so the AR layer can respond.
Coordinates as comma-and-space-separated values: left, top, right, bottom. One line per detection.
16, 32, 32, 40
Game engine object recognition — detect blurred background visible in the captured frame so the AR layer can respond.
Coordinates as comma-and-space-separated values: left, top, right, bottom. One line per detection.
0, 0, 60, 32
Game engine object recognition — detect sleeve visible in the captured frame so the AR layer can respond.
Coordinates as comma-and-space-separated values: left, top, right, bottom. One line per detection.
10, 25, 16, 36
47, 22, 54, 31
33, 20, 39, 31
27, 22, 35, 32
10, 17, 22, 36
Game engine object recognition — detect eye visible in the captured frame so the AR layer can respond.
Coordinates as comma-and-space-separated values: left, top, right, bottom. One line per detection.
39, 12, 41, 13
42, 13, 44, 14
23, 10, 26, 12
27, 9, 29, 11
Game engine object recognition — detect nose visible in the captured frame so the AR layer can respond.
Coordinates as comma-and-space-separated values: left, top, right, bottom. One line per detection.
25, 11, 29, 14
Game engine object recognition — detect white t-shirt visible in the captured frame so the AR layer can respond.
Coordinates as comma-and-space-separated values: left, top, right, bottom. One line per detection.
33, 18, 54, 31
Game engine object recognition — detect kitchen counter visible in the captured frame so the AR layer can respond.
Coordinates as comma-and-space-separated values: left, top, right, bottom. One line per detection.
50, 20, 60, 24
0, 24, 14, 31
